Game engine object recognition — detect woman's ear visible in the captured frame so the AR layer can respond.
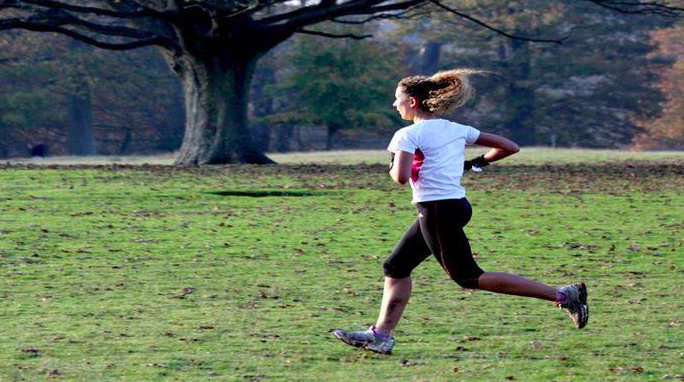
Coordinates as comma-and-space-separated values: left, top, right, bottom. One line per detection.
409, 97, 418, 108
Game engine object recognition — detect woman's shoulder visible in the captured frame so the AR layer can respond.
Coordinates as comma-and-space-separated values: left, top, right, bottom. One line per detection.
422, 119, 476, 134
438, 119, 473, 129
394, 122, 424, 137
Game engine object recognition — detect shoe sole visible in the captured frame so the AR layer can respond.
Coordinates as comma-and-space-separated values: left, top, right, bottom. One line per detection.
332, 331, 365, 348
332, 331, 392, 355
365, 347, 392, 355
577, 282, 589, 329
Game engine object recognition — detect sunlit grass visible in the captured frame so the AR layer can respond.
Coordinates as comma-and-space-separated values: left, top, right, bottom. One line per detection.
0, 158, 682, 381
269, 147, 684, 165
6, 147, 684, 166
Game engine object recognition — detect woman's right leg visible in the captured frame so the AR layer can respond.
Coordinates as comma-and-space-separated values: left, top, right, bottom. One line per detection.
375, 218, 432, 335
332, 218, 431, 353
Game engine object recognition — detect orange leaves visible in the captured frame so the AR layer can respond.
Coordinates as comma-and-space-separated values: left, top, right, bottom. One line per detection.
633, 24, 684, 150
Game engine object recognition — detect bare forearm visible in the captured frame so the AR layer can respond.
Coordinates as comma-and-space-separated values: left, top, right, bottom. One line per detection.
483, 147, 518, 163
389, 166, 401, 184
475, 133, 520, 164
390, 150, 413, 185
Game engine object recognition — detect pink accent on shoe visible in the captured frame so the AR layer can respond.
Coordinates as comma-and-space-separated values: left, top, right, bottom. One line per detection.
555, 290, 568, 306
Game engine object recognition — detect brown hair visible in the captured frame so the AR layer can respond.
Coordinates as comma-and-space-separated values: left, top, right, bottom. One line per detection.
398, 69, 483, 114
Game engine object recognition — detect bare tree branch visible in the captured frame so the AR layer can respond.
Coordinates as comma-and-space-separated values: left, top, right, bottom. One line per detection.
258, 0, 386, 26
39, 8, 161, 39
0, 54, 56, 65
297, 28, 371, 39
0, 17, 176, 50
583, 0, 684, 16
429, 0, 566, 44
0, 1, 181, 51
217, 0, 295, 20
18, 0, 174, 20
357, 0, 430, 14
330, 3, 429, 24
2, 0, 681, 54
261, 0, 428, 34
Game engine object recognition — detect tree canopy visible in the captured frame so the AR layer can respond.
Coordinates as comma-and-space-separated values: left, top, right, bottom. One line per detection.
1, 0, 683, 162
393, 0, 677, 147
264, 28, 400, 150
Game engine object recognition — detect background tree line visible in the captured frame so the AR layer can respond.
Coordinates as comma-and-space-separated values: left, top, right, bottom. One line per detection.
0, 0, 682, 159
0, 31, 184, 158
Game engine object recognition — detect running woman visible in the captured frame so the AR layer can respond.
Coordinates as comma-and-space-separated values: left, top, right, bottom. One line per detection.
333, 69, 588, 355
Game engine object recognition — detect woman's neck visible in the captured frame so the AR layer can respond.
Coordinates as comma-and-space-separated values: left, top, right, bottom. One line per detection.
413, 111, 437, 123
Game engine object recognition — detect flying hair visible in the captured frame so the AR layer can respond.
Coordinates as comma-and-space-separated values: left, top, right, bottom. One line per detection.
398, 69, 485, 114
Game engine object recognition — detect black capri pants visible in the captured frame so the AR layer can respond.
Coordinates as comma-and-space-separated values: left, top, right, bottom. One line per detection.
382, 198, 484, 289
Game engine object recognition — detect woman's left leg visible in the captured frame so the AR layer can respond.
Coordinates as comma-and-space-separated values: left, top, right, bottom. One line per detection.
422, 199, 557, 301
477, 272, 557, 301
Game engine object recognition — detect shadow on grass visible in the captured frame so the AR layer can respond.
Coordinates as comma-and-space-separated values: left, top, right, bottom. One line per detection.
204, 190, 336, 197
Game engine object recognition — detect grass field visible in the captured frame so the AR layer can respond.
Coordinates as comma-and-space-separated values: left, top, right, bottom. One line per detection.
7, 147, 684, 166
1, 149, 683, 381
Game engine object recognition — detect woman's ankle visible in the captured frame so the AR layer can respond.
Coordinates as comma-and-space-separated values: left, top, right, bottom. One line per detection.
371, 326, 392, 340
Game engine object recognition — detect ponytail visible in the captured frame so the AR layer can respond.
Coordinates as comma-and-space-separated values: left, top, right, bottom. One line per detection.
398, 69, 484, 114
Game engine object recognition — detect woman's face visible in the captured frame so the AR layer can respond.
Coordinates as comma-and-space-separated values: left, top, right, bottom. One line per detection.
393, 85, 416, 121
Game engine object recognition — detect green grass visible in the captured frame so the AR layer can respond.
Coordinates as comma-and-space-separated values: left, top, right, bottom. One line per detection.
1, 154, 683, 381
268, 147, 684, 166
7, 147, 684, 166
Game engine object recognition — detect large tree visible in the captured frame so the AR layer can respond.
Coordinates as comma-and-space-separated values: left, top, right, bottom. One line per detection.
1, 1, 682, 163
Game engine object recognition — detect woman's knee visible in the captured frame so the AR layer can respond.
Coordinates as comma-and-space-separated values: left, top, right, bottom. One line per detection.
451, 267, 484, 289
453, 277, 480, 289
383, 259, 411, 279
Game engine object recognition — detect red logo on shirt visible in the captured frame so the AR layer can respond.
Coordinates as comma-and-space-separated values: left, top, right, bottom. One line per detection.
411, 149, 424, 182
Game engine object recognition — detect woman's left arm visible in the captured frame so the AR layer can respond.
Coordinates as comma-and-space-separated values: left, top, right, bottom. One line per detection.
474, 133, 520, 163
389, 150, 414, 185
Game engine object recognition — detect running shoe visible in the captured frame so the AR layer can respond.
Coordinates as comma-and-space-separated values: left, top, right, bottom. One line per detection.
556, 283, 589, 329
332, 327, 395, 355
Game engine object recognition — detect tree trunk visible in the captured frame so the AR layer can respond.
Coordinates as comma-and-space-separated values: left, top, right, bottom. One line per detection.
274, 124, 293, 152
66, 39, 97, 156
505, 37, 536, 146
171, 55, 274, 165
119, 129, 132, 154
326, 125, 339, 150
251, 125, 272, 152
163, 82, 185, 152
67, 81, 97, 156
420, 41, 442, 75
250, 65, 276, 152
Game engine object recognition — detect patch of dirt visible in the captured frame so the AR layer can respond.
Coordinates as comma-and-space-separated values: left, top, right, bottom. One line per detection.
1, 163, 681, 193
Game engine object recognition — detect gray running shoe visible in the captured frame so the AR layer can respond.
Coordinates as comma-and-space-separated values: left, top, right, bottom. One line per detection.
332, 327, 395, 355
556, 283, 589, 329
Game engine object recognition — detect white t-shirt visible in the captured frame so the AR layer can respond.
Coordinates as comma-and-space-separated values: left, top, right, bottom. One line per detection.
387, 119, 481, 204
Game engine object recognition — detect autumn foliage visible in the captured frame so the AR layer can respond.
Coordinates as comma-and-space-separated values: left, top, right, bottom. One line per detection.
633, 24, 684, 150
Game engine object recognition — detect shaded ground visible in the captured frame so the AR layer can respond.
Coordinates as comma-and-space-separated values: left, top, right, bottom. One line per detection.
2, 162, 682, 193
